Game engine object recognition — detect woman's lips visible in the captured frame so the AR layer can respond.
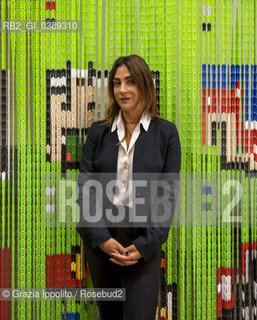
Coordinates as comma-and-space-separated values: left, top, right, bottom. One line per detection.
120, 97, 130, 101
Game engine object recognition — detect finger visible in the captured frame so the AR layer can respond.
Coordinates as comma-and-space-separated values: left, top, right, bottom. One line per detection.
110, 253, 128, 261
110, 249, 128, 258
110, 254, 139, 264
117, 246, 128, 255
110, 258, 138, 266
111, 252, 137, 261
109, 258, 125, 266
111, 248, 122, 254
113, 242, 128, 254
110, 247, 126, 255
125, 245, 134, 251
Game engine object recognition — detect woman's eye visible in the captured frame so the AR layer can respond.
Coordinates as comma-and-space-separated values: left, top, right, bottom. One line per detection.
128, 80, 135, 85
113, 82, 120, 87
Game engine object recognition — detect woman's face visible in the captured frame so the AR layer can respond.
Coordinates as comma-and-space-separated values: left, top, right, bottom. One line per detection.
113, 65, 140, 114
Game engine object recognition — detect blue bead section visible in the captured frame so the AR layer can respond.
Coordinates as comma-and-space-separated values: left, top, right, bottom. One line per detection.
200, 63, 257, 125
202, 186, 212, 195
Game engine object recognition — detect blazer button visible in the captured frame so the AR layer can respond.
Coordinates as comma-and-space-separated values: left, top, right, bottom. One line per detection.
136, 192, 141, 197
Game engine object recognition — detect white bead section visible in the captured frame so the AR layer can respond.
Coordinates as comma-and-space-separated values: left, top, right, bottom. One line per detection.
51, 77, 67, 87
244, 121, 257, 130
2, 171, 6, 181
45, 187, 51, 196
45, 204, 55, 214
71, 68, 77, 78
51, 187, 56, 196
222, 275, 232, 286
61, 135, 66, 145
167, 292, 172, 309
61, 77, 66, 86
222, 291, 231, 301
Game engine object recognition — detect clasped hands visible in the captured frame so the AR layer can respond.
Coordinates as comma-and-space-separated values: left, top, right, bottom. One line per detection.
99, 238, 142, 266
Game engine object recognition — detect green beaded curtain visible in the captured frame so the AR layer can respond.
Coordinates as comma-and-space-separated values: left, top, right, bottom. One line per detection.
0, 1, 256, 320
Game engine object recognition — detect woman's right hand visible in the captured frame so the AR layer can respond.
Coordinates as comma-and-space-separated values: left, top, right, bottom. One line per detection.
98, 238, 128, 256
99, 238, 139, 266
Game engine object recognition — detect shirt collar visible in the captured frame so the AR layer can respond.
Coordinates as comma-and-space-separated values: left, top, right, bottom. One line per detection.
111, 109, 151, 132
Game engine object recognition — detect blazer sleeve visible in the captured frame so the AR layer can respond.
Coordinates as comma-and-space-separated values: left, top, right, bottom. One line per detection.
132, 123, 181, 262
76, 122, 112, 249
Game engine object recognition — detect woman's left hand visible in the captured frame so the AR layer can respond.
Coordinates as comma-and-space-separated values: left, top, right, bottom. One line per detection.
109, 244, 142, 266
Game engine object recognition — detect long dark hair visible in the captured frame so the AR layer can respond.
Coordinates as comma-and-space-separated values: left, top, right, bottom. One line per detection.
102, 55, 162, 144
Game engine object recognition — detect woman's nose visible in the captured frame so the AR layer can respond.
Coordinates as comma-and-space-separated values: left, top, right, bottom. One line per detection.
120, 82, 127, 92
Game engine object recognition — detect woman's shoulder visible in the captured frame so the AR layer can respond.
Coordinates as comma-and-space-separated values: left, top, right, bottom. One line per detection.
151, 117, 178, 133
87, 120, 109, 134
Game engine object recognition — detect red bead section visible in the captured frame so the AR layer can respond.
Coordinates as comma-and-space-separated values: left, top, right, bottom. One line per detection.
66, 153, 72, 162
46, 2, 56, 10
217, 266, 237, 318
46, 254, 86, 288
0, 248, 10, 320
241, 242, 250, 277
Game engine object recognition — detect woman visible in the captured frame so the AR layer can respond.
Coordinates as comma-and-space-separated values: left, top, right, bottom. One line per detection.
76, 55, 181, 320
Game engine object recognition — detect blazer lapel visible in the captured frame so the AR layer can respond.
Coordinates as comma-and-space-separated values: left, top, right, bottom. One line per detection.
108, 129, 119, 172
133, 125, 147, 173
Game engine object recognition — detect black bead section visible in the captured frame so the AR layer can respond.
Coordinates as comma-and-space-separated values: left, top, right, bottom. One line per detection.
67, 103, 71, 111
66, 78, 71, 86
67, 60, 71, 70
1, 70, 6, 78
88, 61, 93, 70
61, 69, 66, 77
61, 102, 66, 111
66, 86, 71, 95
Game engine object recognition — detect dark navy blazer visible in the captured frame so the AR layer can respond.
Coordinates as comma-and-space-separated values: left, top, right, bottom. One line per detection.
76, 117, 181, 262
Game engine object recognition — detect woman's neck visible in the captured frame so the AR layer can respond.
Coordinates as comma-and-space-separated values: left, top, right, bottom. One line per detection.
121, 110, 141, 123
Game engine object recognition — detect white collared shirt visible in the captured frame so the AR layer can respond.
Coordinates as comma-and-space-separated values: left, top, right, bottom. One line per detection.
111, 110, 151, 207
